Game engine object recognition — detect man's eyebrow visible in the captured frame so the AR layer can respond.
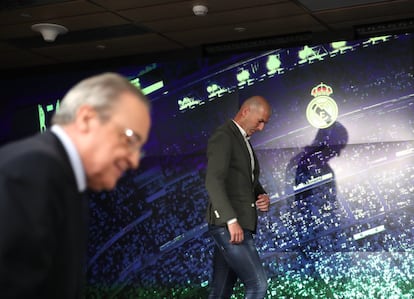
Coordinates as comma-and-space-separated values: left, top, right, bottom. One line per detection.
132, 131, 143, 142
126, 128, 143, 142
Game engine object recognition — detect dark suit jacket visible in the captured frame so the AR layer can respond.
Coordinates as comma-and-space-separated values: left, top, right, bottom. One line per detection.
0, 131, 88, 299
205, 120, 266, 232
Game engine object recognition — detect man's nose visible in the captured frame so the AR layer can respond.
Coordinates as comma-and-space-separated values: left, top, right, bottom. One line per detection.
257, 122, 265, 131
128, 151, 140, 169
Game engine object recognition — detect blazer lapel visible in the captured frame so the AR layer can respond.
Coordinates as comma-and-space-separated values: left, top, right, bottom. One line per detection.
228, 120, 254, 178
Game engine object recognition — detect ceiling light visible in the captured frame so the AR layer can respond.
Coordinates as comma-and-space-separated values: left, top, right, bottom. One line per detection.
20, 13, 31, 18
31, 23, 68, 42
193, 4, 208, 16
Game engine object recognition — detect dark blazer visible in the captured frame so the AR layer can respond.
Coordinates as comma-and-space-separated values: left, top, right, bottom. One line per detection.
205, 120, 266, 232
0, 131, 88, 299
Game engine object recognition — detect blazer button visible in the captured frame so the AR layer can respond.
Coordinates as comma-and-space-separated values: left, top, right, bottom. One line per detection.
251, 203, 255, 208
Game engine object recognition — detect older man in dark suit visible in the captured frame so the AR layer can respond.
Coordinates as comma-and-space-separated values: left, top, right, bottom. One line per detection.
205, 95, 272, 299
0, 73, 151, 299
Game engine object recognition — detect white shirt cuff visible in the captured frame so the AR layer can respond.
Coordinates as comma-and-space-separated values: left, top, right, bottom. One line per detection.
227, 218, 237, 225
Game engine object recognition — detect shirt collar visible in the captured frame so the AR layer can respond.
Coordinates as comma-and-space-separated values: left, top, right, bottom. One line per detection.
51, 125, 87, 192
232, 119, 250, 140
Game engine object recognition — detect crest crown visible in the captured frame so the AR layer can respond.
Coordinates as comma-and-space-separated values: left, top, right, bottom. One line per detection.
311, 82, 333, 97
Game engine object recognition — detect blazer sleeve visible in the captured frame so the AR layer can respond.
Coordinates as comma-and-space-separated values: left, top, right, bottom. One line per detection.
254, 181, 266, 197
205, 129, 237, 222
252, 143, 266, 197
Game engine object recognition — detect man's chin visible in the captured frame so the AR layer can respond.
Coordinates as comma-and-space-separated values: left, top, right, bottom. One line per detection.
88, 179, 117, 192
105, 180, 118, 191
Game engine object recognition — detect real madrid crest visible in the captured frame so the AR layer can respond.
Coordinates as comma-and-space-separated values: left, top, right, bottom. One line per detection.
306, 82, 338, 129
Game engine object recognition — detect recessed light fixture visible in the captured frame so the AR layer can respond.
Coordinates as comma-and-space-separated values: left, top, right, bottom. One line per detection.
193, 4, 208, 16
20, 12, 31, 18
234, 27, 246, 33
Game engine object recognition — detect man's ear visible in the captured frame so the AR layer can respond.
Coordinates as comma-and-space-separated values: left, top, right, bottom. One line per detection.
75, 105, 97, 132
241, 105, 250, 118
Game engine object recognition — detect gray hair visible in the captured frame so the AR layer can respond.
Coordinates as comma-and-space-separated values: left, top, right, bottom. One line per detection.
51, 72, 150, 125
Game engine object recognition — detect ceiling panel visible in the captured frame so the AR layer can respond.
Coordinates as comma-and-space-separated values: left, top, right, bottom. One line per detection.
0, 12, 130, 40
50, 12, 130, 32
0, 49, 55, 69
314, 1, 414, 24
0, 0, 105, 25
164, 14, 324, 47
297, 0, 391, 11
91, 0, 184, 11
143, 3, 307, 33
117, 2, 201, 22
0, 0, 412, 72
30, 34, 181, 62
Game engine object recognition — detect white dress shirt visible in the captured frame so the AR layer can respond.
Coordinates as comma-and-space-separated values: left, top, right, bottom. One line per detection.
51, 125, 87, 192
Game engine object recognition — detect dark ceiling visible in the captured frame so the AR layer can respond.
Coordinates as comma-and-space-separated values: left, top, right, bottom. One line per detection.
0, 0, 413, 72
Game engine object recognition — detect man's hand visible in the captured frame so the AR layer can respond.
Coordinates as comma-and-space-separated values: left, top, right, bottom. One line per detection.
227, 221, 244, 244
256, 193, 270, 212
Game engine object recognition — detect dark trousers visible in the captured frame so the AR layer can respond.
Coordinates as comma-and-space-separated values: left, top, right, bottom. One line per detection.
208, 225, 268, 299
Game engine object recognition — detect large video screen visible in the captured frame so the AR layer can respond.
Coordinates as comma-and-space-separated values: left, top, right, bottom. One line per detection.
2, 33, 413, 298
86, 33, 413, 298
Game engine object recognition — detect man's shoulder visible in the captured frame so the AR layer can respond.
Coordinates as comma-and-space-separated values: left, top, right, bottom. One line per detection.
210, 120, 236, 139
0, 132, 61, 167
214, 120, 237, 134
1, 131, 56, 151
